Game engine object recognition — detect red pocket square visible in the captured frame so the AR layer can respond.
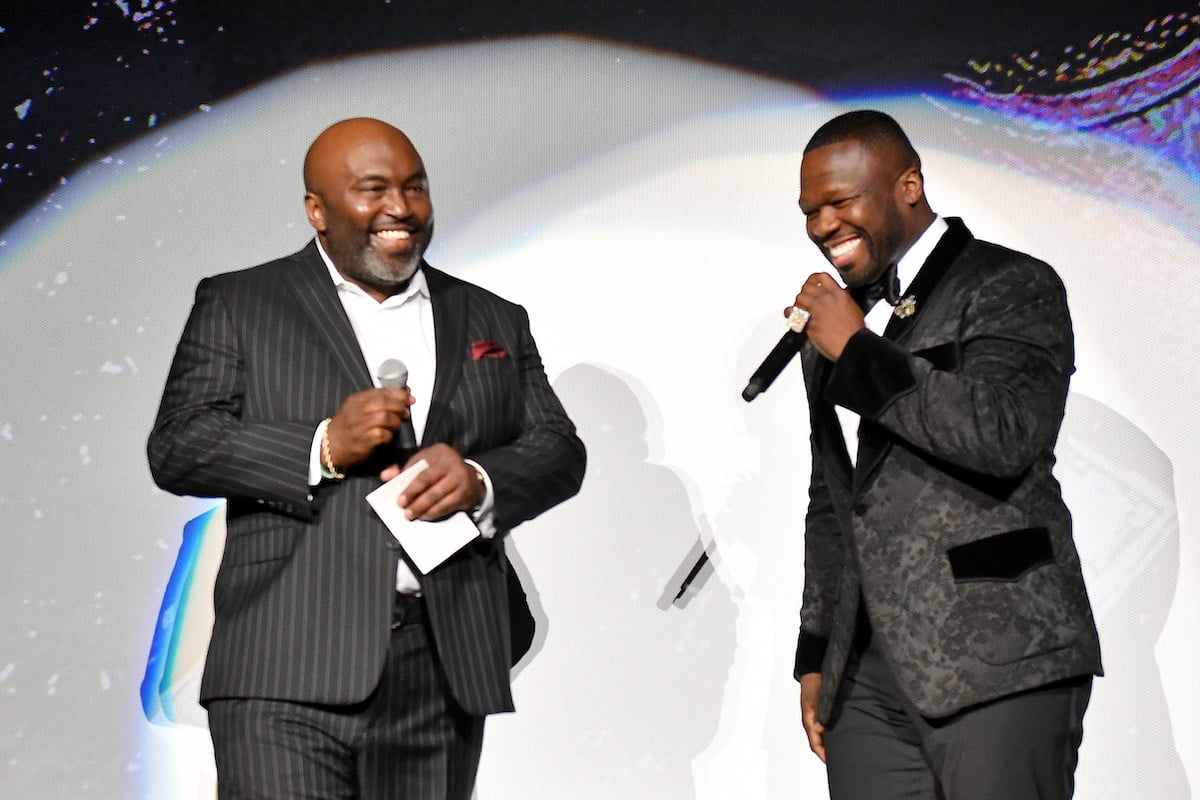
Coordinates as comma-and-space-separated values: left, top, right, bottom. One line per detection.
471, 339, 508, 360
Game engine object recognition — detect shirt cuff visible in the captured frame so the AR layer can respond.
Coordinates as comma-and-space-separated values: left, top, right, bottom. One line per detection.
464, 459, 496, 539
310, 419, 337, 485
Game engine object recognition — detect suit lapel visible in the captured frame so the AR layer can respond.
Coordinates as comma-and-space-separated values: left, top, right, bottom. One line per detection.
806, 347, 854, 492
880, 217, 972, 343
854, 218, 974, 493
286, 254, 470, 440
284, 241, 374, 390
422, 265, 468, 443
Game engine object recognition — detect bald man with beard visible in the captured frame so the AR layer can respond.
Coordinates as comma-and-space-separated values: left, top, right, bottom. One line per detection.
149, 118, 585, 799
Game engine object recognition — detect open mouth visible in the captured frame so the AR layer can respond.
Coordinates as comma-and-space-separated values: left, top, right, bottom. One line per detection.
371, 228, 418, 256
826, 236, 861, 266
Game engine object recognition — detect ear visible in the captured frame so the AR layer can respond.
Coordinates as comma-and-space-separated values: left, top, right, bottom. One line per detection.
304, 192, 326, 233
897, 166, 924, 207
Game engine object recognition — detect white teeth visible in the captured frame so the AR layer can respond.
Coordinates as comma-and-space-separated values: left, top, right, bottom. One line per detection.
374, 230, 411, 240
829, 238, 859, 258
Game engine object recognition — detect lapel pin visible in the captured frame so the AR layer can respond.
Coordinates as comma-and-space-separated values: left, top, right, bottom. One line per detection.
894, 296, 917, 319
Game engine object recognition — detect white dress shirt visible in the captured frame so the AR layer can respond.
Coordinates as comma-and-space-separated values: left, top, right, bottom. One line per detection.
306, 238, 495, 591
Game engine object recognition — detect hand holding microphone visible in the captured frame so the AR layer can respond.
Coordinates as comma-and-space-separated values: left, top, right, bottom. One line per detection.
742, 273, 862, 401
322, 361, 416, 470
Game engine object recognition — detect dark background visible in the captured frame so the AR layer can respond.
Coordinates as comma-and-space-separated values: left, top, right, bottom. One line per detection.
0, 0, 1184, 231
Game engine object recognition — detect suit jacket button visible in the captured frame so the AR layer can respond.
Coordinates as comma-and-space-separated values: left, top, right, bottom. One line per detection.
385, 540, 400, 551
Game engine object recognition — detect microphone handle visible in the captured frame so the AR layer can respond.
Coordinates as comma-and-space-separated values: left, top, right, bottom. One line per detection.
742, 330, 806, 402
377, 361, 418, 451
394, 414, 417, 451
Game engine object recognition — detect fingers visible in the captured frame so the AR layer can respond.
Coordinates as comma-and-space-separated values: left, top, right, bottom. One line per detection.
783, 271, 862, 361
395, 444, 481, 521
799, 673, 826, 762
806, 719, 827, 763
786, 305, 812, 333
801, 693, 826, 761
784, 272, 837, 318
327, 387, 414, 469
400, 474, 460, 520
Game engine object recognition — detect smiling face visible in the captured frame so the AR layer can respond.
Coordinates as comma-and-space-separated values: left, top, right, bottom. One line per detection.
304, 119, 434, 300
798, 138, 926, 288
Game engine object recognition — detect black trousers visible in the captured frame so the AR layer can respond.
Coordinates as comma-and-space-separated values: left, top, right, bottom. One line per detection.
824, 632, 1091, 800
207, 595, 485, 800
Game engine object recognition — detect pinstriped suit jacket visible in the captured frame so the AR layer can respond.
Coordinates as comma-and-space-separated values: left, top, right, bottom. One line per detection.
793, 219, 1102, 721
148, 241, 585, 716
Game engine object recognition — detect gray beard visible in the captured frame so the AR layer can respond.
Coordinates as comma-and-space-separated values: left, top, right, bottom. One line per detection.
360, 245, 422, 286
354, 244, 422, 287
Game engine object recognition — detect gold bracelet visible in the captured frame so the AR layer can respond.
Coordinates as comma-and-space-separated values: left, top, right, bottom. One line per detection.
320, 418, 345, 480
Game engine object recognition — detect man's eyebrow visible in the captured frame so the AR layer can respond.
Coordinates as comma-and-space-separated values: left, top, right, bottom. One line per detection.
799, 189, 859, 210
351, 169, 427, 183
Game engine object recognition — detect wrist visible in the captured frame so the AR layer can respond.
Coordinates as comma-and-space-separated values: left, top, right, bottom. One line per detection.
320, 418, 345, 480
470, 464, 486, 509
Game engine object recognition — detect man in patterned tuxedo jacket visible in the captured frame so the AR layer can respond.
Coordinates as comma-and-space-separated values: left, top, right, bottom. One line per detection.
788, 110, 1101, 799
148, 118, 585, 799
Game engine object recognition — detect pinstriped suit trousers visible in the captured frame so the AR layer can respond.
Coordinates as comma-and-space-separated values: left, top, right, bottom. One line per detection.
823, 632, 1091, 800
207, 604, 485, 800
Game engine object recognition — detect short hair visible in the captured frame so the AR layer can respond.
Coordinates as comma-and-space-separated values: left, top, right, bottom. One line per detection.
804, 110, 920, 171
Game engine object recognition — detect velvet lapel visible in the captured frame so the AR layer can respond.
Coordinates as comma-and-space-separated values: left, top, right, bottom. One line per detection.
284, 241, 374, 390
880, 217, 973, 343
421, 265, 468, 444
806, 346, 854, 493
852, 218, 974, 495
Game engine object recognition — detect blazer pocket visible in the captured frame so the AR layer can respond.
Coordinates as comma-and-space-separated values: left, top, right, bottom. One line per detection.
912, 340, 960, 372
942, 528, 1084, 665
946, 527, 1053, 582
464, 353, 516, 379
222, 524, 300, 566
213, 525, 300, 616
456, 358, 519, 429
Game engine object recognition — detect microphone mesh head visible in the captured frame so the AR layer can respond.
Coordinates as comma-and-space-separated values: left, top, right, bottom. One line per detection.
377, 358, 408, 387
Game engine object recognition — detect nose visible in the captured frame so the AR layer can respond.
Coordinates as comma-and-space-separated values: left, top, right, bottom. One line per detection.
808, 206, 838, 240
383, 186, 411, 218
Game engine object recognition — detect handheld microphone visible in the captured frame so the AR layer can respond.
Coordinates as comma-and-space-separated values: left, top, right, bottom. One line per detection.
741, 329, 806, 402
377, 358, 418, 451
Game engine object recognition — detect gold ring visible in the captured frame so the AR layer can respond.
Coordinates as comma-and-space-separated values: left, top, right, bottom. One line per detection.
787, 306, 811, 333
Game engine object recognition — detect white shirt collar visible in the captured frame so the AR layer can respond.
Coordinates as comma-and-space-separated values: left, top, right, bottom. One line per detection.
895, 215, 948, 295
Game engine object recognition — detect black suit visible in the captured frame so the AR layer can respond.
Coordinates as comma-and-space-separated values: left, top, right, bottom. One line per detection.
794, 219, 1101, 798
148, 242, 584, 789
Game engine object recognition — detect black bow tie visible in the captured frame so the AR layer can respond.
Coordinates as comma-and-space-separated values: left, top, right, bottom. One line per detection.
854, 264, 900, 310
